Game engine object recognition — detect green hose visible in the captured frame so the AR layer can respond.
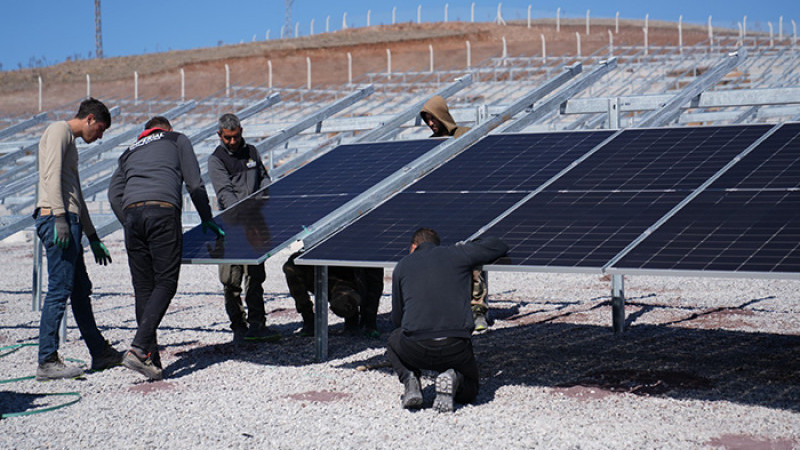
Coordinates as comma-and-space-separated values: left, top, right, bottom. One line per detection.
0, 344, 82, 418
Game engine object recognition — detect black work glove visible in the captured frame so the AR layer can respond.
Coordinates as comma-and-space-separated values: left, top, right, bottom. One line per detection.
53, 215, 70, 249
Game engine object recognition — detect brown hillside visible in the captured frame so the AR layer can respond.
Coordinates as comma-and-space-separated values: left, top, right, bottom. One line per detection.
0, 19, 716, 117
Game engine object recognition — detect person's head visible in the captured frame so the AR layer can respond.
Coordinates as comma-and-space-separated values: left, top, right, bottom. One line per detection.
420, 95, 456, 137
72, 97, 111, 143
217, 113, 243, 151
144, 116, 172, 131
410, 227, 440, 253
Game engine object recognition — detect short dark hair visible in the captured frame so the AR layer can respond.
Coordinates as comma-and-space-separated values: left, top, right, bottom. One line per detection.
75, 97, 111, 128
145, 116, 171, 130
218, 113, 241, 132
411, 227, 440, 246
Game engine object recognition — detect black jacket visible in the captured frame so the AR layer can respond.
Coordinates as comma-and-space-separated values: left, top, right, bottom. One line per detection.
391, 237, 509, 340
108, 129, 213, 224
207, 140, 270, 210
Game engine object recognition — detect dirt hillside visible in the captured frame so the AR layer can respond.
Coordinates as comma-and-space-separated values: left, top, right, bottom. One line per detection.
0, 19, 716, 117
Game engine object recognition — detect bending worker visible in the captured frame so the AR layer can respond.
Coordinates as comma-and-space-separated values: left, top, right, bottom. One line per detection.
387, 228, 508, 412
420, 95, 490, 331
208, 113, 280, 344
108, 116, 224, 381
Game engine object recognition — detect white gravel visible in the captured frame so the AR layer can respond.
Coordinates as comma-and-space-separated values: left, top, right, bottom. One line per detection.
1, 231, 799, 449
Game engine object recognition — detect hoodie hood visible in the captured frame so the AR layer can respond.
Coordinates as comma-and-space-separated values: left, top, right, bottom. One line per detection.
420, 95, 459, 137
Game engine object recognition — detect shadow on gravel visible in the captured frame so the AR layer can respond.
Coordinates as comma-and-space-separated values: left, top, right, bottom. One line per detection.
472, 321, 800, 412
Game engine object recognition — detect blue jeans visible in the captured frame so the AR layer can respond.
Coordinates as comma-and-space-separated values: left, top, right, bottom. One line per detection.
35, 211, 106, 363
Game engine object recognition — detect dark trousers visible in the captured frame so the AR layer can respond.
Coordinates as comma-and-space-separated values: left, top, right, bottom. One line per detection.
386, 328, 479, 404
218, 263, 266, 330
123, 205, 182, 354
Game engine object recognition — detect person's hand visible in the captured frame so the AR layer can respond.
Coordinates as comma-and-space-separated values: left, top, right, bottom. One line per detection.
201, 220, 225, 237
89, 240, 112, 266
53, 215, 70, 249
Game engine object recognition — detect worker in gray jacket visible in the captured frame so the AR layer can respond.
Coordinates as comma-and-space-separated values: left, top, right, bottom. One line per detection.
108, 116, 224, 381
208, 113, 280, 343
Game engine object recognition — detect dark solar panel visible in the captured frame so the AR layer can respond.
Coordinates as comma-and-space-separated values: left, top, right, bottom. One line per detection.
612, 123, 800, 275
480, 125, 773, 270
299, 131, 615, 265
182, 139, 442, 263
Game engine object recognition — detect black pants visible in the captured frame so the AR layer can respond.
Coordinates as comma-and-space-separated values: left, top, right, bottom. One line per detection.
123, 205, 182, 354
385, 328, 479, 404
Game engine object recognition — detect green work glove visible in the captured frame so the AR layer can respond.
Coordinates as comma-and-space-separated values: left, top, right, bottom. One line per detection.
89, 240, 112, 266
201, 220, 226, 237
53, 215, 70, 249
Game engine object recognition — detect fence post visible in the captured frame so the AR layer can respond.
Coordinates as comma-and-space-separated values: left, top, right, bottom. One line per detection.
466, 40, 471, 68
743, 15, 747, 37
342, 12, 348, 30
471, 2, 475, 22
307, 57, 312, 89
86, 74, 91, 98
417, 4, 421, 23
527, 4, 531, 28
444, 3, 448, 22
643, 25, 649, 55
429, 44, 434, 72
326, 16, 330, 32
347, 52, 353, 85
502, 36, 508, 59
367, 10, 371, 27
556, 7, 560, 32
616, 11, 619, 33
392, 6, 397, 24
268, 60, 273, 89
310, 19, 314, 35
225, 64, 230, 97
708, 16, 713, 47
541, 34, 546, 63
295, 22, 299, 37
779, 16, 783, 39
769, 22, 774, 47
496, 3, 506, 26
576, 32, 581, 57
586, 9, 590, 35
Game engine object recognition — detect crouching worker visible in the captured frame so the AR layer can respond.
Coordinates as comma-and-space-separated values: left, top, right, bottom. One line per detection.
386, 228, 508, 412
283, 251, 382, 338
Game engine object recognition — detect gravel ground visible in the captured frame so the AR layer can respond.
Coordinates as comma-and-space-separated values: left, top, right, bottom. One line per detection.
1, 232, 799, 449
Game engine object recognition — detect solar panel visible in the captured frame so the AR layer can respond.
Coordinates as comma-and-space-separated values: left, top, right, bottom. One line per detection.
181, 139, 442, 263
480, 125, 774, 271
610, 122, 800, 277
298, 131, 615, 266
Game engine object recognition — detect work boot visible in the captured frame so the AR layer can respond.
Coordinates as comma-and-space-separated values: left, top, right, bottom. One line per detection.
90, 341, 124, 372
232, 325, 248, 345
472, 305, 489, 332
244, 324, 281, 342
300, 311, 314, 337
401, 374, 423, 409
433, 369, 462, 413
122, 347, 163, 381
36, 353, 84, 381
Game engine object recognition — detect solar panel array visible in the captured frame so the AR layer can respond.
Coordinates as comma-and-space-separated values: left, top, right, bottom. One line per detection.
181, 139, 441, 263
299, 123, 800, 279
610, 122, 800, 276
298, 131, 615, 265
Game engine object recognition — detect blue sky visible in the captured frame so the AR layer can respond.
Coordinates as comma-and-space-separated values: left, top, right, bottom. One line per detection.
1, 0, 798, 71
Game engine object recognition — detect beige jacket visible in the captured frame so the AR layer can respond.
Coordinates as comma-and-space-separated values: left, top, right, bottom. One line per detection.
420, 95, 470, 138
36, 121, 96, 237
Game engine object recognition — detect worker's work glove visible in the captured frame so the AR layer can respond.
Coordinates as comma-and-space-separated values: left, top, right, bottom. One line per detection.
87, 233, 112, 266
201, 220, 226, 237
53, 215, 70, 249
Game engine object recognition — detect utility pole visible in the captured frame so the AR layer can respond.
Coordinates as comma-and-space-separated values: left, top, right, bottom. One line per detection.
283, 0, 294, 39
95, 0, 103, 58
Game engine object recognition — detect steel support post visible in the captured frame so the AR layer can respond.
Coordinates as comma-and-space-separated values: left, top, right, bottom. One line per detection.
314, 265, 329, 361
612, 274, 625, 334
